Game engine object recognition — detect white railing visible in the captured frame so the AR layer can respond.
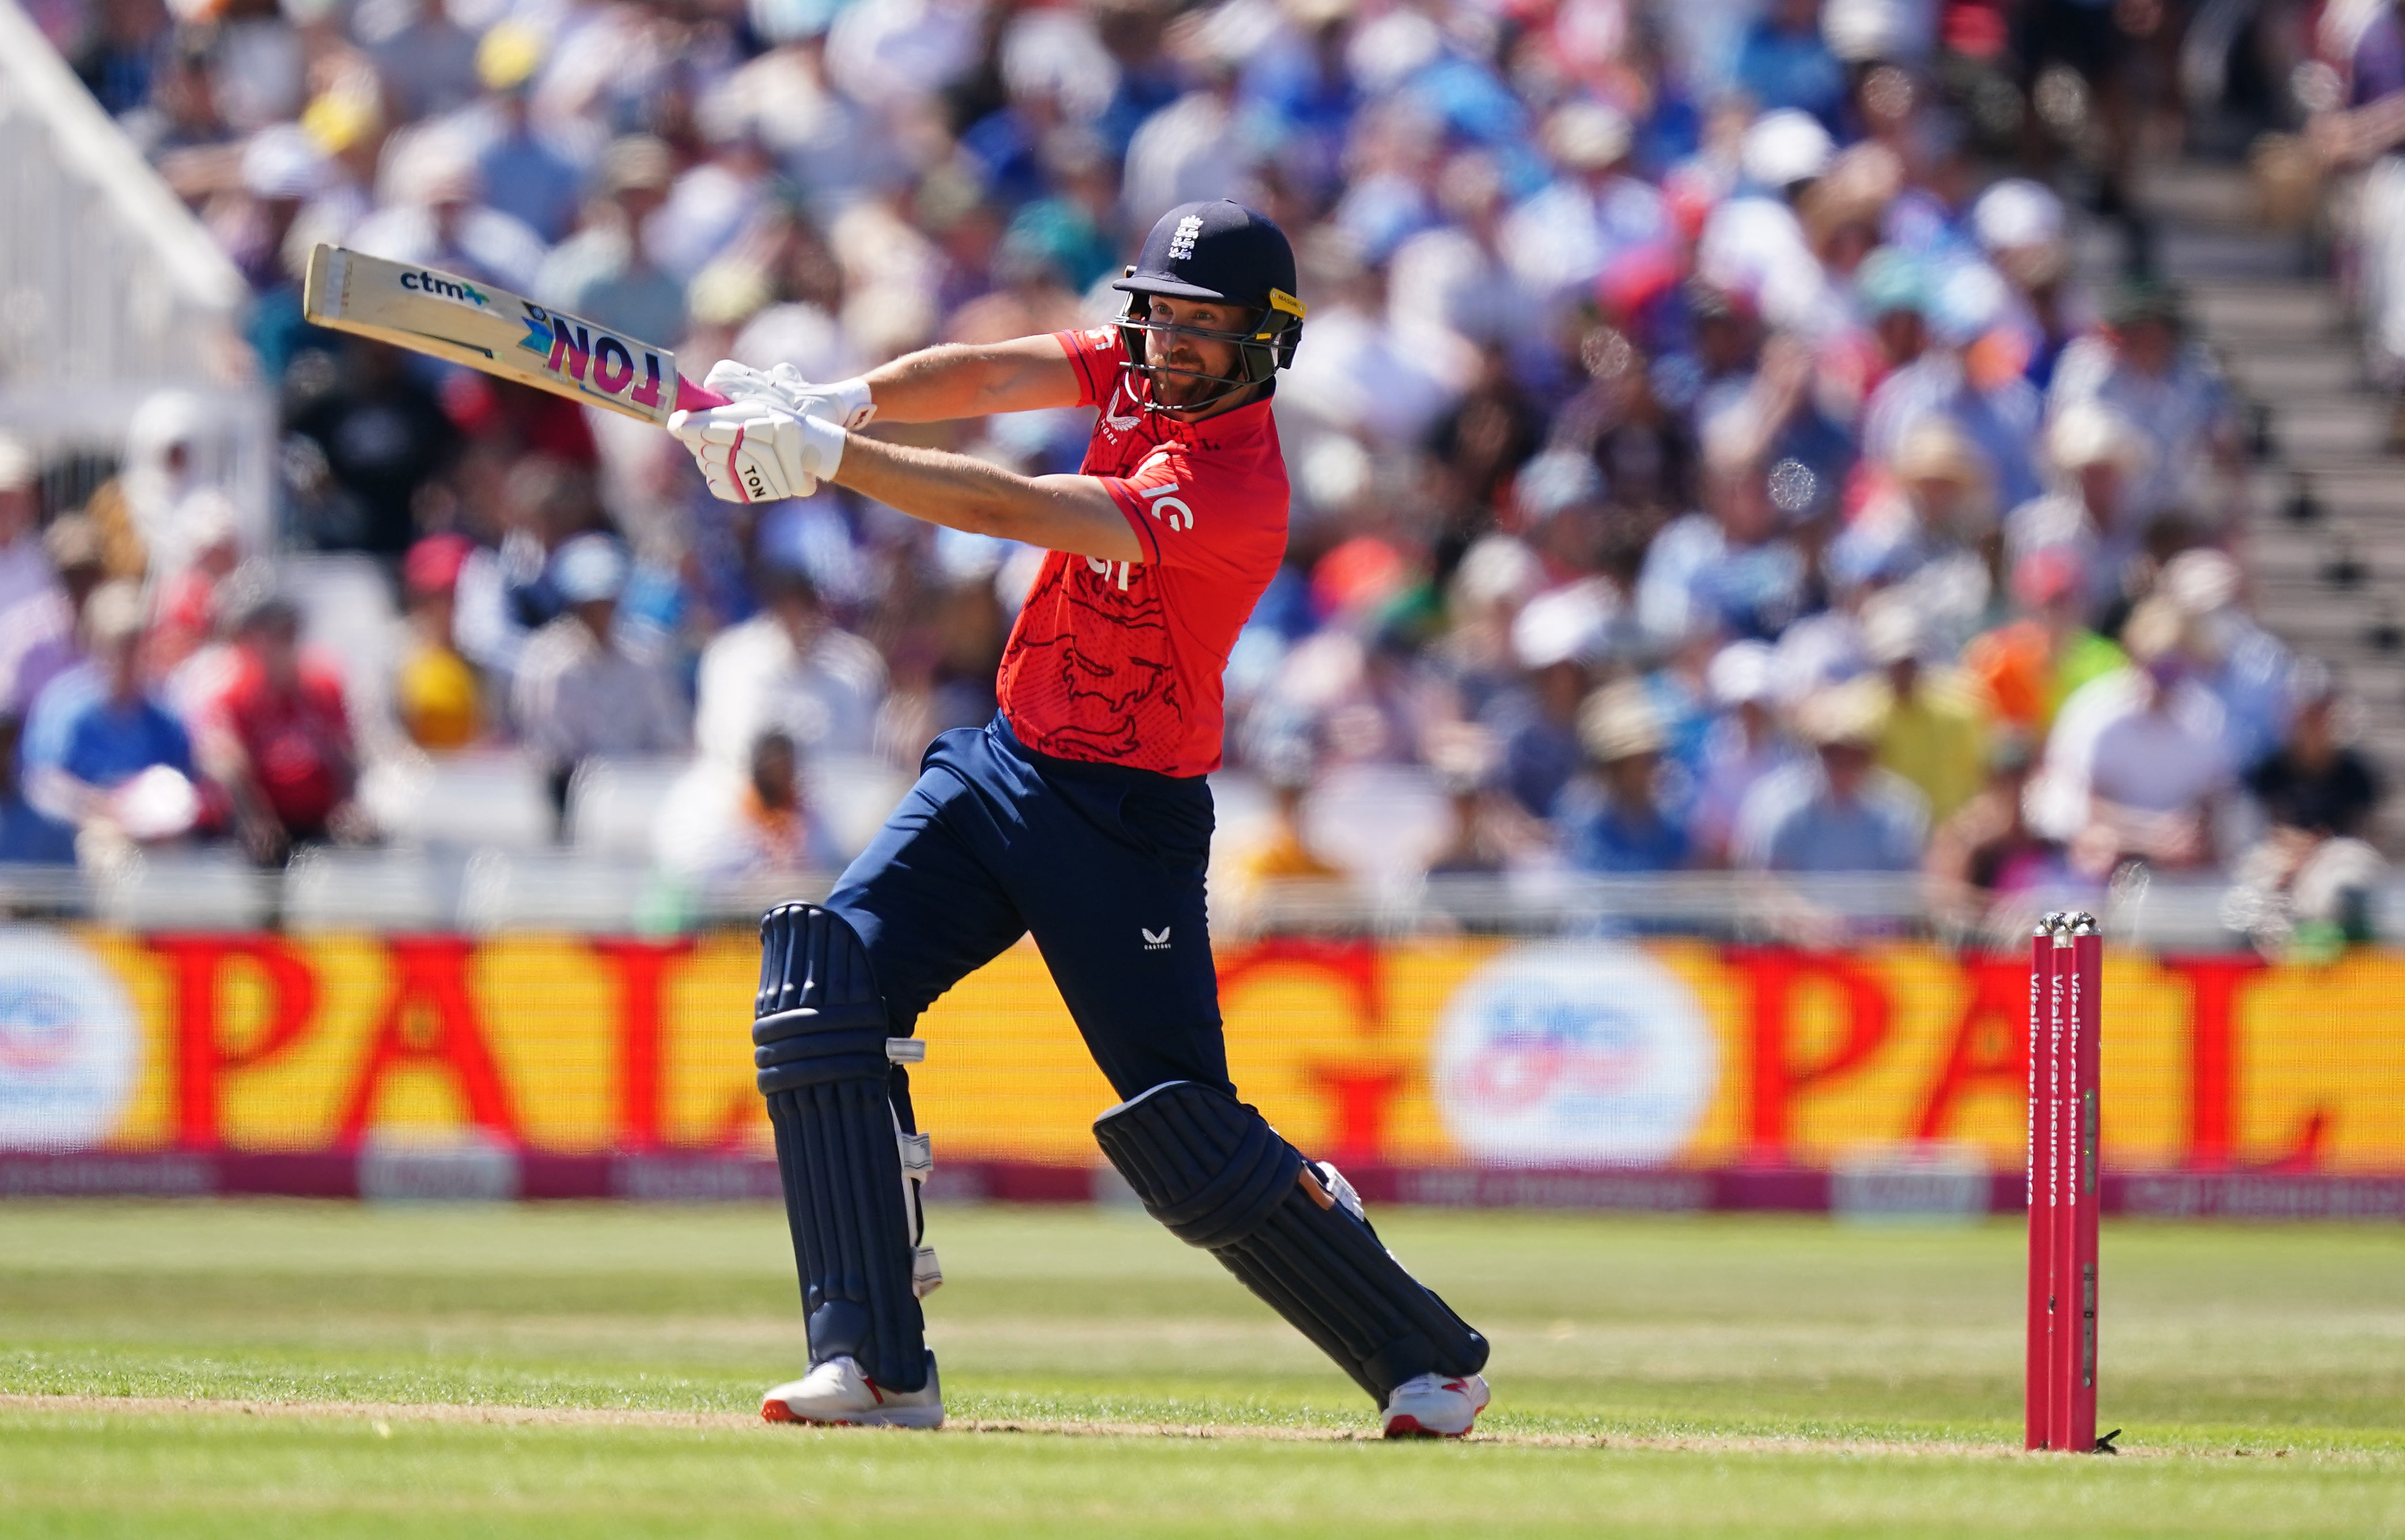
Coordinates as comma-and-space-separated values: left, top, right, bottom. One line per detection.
0, 850, 2364, 950
0, 0, 272, 542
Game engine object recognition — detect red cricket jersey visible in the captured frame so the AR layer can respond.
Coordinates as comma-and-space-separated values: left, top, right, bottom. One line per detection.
994, 325, 1290, 776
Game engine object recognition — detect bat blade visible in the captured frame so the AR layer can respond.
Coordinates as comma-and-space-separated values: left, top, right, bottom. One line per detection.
301, 245, 724, 426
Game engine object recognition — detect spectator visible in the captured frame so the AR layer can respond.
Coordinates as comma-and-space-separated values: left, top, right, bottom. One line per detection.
0, 515, 109, 724
1859, 600, 1989, 823
72, 0, 174, 119
118, 390, 234, 578
1690, 639, 1799, 866
2230, 661, 2386, 946
286, 338, 461, 555
649, 110, 782, 285
0, 438, 55, 621
1427, 534, 1544, 724
1479, 582, 1607, 819
1924, 731, 2070, 936
535, 136, 686, 349
196, 587, 371, 866
1001, 131, 1124, 295
1510, 451, 1618, 594
1826, 418, 1996, 635
146, 497, 240, 676
1732, 0, 1847, 130
2047, 278, 2236, 525
1852, 246, 1931, 395
2035, 599, 2236, 873
1637, 437, 1808, 642
1423, 730, 1527, 883
2315, 1, 2405, 419
512, 534, 688, 837
1502, 103, 1669, 309
2005, 401, 2154, 623
1962, 547, 2126, 737
872, 572, 1008, 764
2247, 661, 2384, 843
1863, 337, 2043, 515
0, 716, 76, 864
1224, 748, 1350, 912
461, 24, 582, 246
1971, 179, 2087, 391
364, 0, 480, 122
395, 533, 482, 753
945, 225, 1088, 347
1698, 110, 1837, 338
21, 582, 203, 860
657, 729, 845, 883
1734, 686, 1929, 873
693, 565, 884, 769
1389, 154, 1533, 378
1558, 681, 1691, 873
349, 130, 546, 294
452, 454, 600, 682
2160, 547, 2292, 775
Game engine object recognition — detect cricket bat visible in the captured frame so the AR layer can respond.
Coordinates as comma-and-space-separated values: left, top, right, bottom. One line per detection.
301, 245, 729, 426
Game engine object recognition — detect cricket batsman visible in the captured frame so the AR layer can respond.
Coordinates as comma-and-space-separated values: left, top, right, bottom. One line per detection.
668, 201, 1493, 1438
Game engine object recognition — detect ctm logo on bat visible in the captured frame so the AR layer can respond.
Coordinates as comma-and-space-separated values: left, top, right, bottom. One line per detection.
399, 270, 488, 306
513, 304, 668, 410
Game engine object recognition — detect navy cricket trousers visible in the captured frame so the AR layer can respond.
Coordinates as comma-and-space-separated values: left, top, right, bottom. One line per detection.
824, 714, 1232, 1102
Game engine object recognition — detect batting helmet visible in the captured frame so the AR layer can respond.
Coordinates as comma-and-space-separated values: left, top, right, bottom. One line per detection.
1112, 200, 1305, 407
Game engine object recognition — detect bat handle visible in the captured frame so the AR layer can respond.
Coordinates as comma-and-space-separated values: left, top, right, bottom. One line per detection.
673, 376, 732, 412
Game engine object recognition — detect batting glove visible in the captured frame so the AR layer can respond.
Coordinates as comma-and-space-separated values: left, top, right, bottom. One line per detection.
701, 359, 877, 428
668, 399, 846, 504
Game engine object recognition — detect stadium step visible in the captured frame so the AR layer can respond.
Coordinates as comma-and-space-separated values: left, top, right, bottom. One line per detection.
2137, 161, 2405, 847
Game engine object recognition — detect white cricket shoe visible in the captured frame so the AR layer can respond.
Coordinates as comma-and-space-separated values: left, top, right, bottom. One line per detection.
760, 1352, 944, 1429
1381, 1372, 1491, 1439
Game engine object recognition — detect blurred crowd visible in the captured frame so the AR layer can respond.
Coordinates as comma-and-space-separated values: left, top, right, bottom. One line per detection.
9, 0, 2392, 939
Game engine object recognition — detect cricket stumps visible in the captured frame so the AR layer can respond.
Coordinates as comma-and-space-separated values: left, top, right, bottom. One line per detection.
2027, 911, 2114, 1454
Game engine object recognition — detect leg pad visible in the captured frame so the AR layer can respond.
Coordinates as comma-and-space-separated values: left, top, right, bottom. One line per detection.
1093, 1081, 1489, 1403
756, 902, 934, 1391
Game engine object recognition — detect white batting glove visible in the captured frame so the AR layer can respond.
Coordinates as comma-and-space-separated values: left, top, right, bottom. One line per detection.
668, 399, 847, 504
700, 359, 877, 428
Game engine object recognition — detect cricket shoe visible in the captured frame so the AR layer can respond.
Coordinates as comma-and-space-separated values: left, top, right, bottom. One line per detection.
761, 1352, 944, 1429
1381, 1372, 1491, 1439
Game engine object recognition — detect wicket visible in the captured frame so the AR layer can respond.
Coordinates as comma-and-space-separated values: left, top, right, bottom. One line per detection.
2027, 911, 2111, 1452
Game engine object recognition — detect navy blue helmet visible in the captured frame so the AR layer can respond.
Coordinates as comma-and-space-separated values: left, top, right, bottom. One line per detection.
1111, 200, 1305, 405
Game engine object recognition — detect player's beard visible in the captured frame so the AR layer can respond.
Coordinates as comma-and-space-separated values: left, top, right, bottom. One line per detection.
1149, 348, 1234, 411
1154, 357, 1206, 405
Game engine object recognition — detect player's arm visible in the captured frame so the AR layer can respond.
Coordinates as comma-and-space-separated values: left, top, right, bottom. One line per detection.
858, 336, 1084, 423
829, 435, 1141, 562
668, 399, 1141, 561
701, 335, 1084, 428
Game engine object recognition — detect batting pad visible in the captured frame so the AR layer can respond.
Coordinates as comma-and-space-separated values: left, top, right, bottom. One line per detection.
753, 903, 930, 1393
1094, 1080, 1490, 1402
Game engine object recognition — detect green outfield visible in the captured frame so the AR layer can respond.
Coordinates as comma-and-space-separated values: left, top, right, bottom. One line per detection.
1, 1200, 2400, 1537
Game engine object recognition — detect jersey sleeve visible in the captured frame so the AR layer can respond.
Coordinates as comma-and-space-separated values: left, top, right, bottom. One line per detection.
1098, 441, 1287, 585
1051, 325, 1126, 409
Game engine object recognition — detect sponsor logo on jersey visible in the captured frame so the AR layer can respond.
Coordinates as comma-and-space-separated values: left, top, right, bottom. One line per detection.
1138, 481, 1193, 530
1142, 927, 1172, 950
1084, 556, 1137, 590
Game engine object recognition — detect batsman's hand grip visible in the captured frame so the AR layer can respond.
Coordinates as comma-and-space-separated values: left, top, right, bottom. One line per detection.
674, 377, 733, 412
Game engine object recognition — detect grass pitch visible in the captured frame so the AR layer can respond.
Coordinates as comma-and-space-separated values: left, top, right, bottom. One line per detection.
1, 1201, 2399, 1537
